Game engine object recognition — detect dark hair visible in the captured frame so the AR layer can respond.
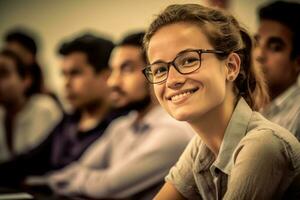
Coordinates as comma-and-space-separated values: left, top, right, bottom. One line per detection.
118, 31, 147, 63
58, 33, 115, 73
258, 1, 300, 59
0, 49, 43, 96
5, 28, 44, 95
144, 4, 269, 110
5, 30, 38, 55
0, 49, 27, 79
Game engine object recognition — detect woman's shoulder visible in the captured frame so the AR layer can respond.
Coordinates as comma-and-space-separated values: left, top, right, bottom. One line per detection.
23, 94, 63, 122
25, 94, 62, 114
247, 111, 299, 145
238, 112, 300, 169
28, 94, 59, 107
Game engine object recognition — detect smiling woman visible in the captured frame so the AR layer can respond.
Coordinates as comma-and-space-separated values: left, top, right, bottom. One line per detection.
143, 4, 300, 200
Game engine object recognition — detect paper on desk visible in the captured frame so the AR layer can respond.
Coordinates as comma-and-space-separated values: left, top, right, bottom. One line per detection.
0, 193, 33, 199
24, 175, 49, 186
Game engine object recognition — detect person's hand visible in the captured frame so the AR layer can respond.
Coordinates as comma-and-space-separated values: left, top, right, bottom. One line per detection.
46, 164, 80, 195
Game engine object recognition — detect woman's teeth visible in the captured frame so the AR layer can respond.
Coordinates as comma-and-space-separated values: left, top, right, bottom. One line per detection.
171, 91, 193, 101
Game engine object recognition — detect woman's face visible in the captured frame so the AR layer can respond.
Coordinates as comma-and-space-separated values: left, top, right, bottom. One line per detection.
147, 22, 231, 123
0, 55, 27, 106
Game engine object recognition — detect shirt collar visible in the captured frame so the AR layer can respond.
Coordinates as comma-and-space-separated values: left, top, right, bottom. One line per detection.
130, 106, 164, 133
196, 142, 215, 173
214, 98, 252, 174
196, 98, 253, 175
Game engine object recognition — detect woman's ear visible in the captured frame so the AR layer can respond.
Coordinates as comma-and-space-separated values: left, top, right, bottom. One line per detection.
225, 52, 241, 82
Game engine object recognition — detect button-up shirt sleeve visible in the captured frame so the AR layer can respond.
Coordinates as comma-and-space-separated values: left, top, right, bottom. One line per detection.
224, 129, 293, 200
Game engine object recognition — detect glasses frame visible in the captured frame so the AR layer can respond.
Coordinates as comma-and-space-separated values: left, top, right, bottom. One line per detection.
143, 49, 226, 84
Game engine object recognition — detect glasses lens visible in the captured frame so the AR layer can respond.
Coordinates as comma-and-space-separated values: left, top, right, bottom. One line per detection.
149, 63, 168, 83
174, 51, 200, 74
143, 68, 153, 83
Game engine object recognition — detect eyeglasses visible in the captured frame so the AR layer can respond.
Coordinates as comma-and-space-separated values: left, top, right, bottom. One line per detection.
142, 49, 225, 84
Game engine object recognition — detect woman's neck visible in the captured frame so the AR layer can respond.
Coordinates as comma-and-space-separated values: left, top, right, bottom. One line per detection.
189, 95, 236, 157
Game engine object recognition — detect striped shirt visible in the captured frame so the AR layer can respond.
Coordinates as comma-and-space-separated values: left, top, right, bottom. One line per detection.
262, 75, 300, 140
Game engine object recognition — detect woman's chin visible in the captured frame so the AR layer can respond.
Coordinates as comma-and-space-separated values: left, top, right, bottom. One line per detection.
169, 110, 192, 122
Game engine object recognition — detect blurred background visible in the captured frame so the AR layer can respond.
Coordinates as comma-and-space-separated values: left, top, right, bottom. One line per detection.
0, 0, 294, 103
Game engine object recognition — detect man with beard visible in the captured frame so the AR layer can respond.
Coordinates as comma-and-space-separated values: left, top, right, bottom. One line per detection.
47, 32, 194, 200
254, 1, 300, 139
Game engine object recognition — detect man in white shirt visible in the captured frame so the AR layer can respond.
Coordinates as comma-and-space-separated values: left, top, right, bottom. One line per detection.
254, 1, 300, 139
47, 32, 194, 199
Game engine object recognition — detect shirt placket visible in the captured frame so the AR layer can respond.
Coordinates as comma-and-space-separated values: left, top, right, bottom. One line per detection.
213, 171, 222, 200
197, 170, 216, 200
210, 166, 228, 200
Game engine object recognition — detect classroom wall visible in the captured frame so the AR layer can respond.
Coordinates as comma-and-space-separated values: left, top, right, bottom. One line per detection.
0, 0, 270, 99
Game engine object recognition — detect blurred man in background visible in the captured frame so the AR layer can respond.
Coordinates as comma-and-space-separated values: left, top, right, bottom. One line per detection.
254, 1, 300, 140
47, 32, 194, 200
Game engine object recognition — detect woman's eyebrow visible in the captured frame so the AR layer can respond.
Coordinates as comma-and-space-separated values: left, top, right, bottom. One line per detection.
150, 48, 197, 65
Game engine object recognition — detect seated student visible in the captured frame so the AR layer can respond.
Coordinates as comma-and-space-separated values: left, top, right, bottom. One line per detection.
253, 1, 300, 139
0, 33, 124, 185
142, 4, 300, 199
0, 49, 62, 163
47, 32, 194, 200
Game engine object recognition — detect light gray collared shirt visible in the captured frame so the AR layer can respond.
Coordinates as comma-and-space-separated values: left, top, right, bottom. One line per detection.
262, 75, 300, 140
166, 98, 300, 200
48, 106, 194, 199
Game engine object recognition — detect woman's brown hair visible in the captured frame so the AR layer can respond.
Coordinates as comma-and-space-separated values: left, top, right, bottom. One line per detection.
144, 4, 269, 110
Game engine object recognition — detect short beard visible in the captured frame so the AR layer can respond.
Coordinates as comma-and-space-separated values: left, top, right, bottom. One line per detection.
114, 94, 152, 114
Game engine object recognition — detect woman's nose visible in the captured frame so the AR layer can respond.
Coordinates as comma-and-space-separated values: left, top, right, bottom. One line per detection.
166, 66, 186, 89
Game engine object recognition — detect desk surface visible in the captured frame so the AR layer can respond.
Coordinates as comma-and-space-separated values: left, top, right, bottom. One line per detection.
0, 187, 85, 200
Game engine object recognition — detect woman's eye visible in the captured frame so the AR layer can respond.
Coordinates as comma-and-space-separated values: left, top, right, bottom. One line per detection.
153, 66, 167, 76
182, 57, 199, 66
